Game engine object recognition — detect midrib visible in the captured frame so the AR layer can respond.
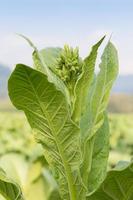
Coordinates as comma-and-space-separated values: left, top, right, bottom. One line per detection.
25, 70, 77, 200
44, 108, 77, 200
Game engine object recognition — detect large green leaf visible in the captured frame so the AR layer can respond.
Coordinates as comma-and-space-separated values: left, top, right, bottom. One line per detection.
0, 167, 24, 200
88, 161, 133, 200
8, 64, 83, 200
87, 114, 109, 195
81, 42, 118, 186
72, 36, 105, 123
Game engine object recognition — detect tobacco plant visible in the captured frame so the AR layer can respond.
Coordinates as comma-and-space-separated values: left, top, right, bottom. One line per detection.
2, 35, 133, 200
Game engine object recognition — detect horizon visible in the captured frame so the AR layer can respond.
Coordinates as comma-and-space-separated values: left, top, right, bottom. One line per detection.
0, 0, 133, 75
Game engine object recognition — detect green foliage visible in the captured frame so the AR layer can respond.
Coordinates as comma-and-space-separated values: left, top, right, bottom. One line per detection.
87, 161, 133, 200
0, 113, 34, 156
7, 35, 132, 200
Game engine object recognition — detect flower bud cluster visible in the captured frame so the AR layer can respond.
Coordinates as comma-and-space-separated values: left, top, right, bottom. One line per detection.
56, 45, 82, 85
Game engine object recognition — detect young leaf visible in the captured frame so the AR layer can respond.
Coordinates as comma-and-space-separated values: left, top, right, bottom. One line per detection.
81, 42, 118, 186
72, 36, 105, 123
34, 48, 71, 104
0, 168, 24, 200
81, 41, 118, 139
19, 34, 70, 105
87, 161, 133, 200
8, 64, 83, 200
32, 47, 62, 74
37, 47, 62, 71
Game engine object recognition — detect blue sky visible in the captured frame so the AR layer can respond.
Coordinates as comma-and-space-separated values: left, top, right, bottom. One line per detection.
0, 0, 133, 74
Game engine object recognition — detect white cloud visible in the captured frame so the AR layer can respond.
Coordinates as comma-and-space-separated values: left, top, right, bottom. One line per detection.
0, 31, 133, 75
0, 34, 33, 68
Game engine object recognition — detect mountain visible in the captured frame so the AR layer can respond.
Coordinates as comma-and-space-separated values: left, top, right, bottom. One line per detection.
0, 63, 133, 98
0, 64, 11, 98
0, 64, 133, 113
112, 75, 133, 94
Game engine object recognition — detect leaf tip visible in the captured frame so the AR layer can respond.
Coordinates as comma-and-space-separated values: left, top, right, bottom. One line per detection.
16, 33, 37, 51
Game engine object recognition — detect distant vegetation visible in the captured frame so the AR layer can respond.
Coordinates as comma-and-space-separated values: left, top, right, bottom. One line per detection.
113, 75, 133, 93
108, 94, 133, 113
109, 114, 133, 166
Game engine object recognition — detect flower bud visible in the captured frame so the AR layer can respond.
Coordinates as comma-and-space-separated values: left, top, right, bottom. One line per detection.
56, 45, 83, 86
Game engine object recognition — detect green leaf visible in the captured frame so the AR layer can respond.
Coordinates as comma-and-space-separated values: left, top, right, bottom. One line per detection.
32, 47, 62, 74
81, 42, 118, 186
81, 42, 118, 139
8, 64, 83, 200
38, 47, 62, 71
72, 36, 105, 123
0, 167, 24, 200
87, 114, 109, 195
87, 161, 133, 200
0, 153, 28, 188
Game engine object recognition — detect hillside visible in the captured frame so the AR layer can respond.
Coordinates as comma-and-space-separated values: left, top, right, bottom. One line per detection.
108, 94, 133, 113
113, 75, 133, 94
1, 64, 133, 95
